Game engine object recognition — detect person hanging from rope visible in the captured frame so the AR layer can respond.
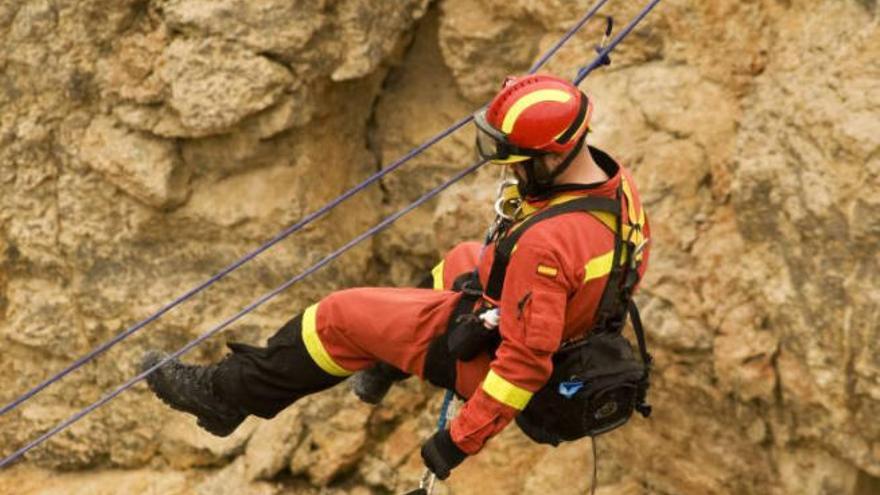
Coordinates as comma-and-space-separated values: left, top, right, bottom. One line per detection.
142, 73, 652, 481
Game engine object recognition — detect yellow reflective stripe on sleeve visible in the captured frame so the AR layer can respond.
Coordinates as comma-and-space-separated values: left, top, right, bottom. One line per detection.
501, 90, 573, 134
482, 370, 533, 410
431, 261, 445, 291
301, 303, 353, 377
584, 249, 614, 283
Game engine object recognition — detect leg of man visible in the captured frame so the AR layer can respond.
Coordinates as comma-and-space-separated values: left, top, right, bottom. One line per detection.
143, 310, 351, 436
145, 287, 459, 435
351, 241, 485, 403
212, 313, 348, 419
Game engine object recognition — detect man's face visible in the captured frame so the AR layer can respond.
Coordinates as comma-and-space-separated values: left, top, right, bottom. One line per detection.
511, 161, 528, 183
510, 154, 561, 185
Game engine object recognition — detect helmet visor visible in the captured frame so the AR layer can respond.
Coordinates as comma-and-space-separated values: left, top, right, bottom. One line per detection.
474, 109, 546, 164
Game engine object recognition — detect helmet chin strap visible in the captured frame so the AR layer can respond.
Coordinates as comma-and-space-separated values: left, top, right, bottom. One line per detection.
516, 133, 587, 199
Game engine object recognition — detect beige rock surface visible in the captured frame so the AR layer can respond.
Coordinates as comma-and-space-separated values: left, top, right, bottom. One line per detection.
1, 0, 878, 494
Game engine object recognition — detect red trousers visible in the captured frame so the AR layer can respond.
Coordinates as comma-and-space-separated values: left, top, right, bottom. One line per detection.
309, 241, 491, 398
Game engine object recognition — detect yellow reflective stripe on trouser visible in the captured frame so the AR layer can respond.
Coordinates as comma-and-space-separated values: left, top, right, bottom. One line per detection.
482, 370, 533, 410
431, 261, 445, 291
301, 303, 353, 377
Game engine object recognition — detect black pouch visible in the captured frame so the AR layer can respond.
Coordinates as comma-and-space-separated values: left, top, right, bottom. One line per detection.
516, 331, 647, 446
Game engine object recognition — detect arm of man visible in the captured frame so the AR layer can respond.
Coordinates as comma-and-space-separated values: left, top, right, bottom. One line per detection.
422, 240, 571, 478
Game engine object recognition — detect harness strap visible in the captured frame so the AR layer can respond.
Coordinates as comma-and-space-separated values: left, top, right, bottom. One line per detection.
484, 196, 621, 301
627, 302, 651, 367
627, 301, 653, 418
593, 186, 629, 331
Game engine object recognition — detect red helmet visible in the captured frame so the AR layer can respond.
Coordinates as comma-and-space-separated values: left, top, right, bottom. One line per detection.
475, 74, 593, 164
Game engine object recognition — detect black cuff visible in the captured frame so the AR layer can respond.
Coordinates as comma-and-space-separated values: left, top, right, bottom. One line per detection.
420, 429, 468, 480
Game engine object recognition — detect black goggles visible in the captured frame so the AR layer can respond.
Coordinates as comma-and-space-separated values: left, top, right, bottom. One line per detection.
473, 109, 548, 164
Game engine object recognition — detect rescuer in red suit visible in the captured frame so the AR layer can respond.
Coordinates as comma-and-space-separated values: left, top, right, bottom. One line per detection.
143, 73, 650, 481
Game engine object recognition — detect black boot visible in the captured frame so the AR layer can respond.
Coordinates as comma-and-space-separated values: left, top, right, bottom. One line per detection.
142, 350, 247, 437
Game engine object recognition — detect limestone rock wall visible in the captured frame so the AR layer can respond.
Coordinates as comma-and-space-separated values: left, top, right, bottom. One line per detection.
1, 1, 878, 494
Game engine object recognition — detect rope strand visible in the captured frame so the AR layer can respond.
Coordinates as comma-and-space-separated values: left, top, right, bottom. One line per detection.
0, 0, 612, 419
0, 0, 662, 468
0, 159, 487, 469
575, 0, 663, 85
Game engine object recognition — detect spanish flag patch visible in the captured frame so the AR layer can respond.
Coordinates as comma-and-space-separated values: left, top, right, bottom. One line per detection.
536, 264, 558, 278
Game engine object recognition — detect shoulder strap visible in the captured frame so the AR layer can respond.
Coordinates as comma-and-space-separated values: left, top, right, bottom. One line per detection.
628, 300, 653, 418
484, 196, 620, 301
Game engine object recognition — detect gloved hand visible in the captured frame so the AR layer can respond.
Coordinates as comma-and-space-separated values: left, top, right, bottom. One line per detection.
420, 429, 467, 480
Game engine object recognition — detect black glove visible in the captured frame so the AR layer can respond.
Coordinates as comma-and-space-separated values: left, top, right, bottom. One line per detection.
420, 429, 467, 480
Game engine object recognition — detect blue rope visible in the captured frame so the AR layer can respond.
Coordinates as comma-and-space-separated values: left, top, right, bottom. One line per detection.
0, 116, 469, 419
0, 159, 488, 469
528, 0, 610, 74
436, 390, 455, 431
575, 0, 663, 85
0, 0, 663, 467
0, 0, 610, 419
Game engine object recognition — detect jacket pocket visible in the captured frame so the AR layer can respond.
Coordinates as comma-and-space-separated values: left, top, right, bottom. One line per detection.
523, 289, 566, 353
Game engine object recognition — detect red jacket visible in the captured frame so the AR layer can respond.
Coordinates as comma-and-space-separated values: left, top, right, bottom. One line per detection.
314, 157, 649, 456
447, 163, 650, 454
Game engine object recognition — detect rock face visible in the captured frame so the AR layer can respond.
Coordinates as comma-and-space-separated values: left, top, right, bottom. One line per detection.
1, 1, 878, 494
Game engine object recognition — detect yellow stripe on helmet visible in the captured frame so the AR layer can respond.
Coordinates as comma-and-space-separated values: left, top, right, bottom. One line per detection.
501, 89, 573, 134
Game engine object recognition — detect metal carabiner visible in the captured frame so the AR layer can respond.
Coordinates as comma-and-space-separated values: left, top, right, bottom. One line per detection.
422, 470, 437, 493
403, 469, 434, 495
493, 178, 521, 222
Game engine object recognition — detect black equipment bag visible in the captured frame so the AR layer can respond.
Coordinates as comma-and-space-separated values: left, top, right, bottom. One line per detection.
516, 303, 652, 446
